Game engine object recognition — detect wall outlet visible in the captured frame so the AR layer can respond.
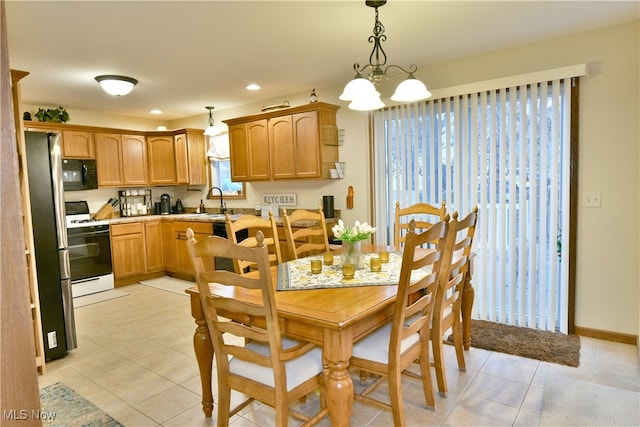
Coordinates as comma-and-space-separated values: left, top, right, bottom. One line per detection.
47, 331, 58, 349
583, 191, 601, 207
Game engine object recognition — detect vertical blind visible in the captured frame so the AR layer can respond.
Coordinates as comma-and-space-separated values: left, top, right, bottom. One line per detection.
373, 79, 571, 333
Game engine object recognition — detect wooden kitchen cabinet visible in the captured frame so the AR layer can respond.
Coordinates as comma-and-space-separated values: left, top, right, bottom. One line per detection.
175, 129, 207, 185
224, 102, 339, 181
111, 221, 165, 284
121, 134, 148, 185
174, 133, 189, 184
110, 222, 146, 281
270, 111, 322, 179
95, 133, 148, 186
164, 221, 213, 279
147, 135, 177, 185
95, 132, 124, 186
227, 119, 270, 181
144, 221, 164, 273
22, 122, 207, 188
62, 130, 94, 159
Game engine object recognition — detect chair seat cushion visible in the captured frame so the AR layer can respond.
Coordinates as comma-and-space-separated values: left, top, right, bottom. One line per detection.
352, 322, 420, 364
229, 337, 323, 391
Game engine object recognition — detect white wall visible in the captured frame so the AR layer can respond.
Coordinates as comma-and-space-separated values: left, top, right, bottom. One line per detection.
41, 20, 639, 337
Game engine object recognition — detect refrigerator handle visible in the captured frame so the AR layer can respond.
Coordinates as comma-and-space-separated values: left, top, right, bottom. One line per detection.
61, 278, 77, 350
49, 133, 68, 249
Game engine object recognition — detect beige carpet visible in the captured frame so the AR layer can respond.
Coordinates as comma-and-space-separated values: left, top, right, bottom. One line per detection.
540, 377, 640, 426
139, 276, 192, 296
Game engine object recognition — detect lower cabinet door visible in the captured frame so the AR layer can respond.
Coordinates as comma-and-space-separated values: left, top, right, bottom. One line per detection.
111, 233, 145, 279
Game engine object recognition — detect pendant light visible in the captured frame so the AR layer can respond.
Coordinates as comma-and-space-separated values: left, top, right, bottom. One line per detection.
203, 106, 221, 136
340, 0, 431, 111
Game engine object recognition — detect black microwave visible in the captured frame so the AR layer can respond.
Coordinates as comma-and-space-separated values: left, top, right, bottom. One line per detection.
62, 159, 98, 191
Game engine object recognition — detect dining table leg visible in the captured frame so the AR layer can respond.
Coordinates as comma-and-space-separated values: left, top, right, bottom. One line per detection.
324, 329, 354, 427
189, 292, 214, 418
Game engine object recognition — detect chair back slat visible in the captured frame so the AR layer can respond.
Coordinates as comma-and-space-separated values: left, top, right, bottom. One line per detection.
394, 201, 447, 247
282, 207, 330, 260
225, 212, 282, 274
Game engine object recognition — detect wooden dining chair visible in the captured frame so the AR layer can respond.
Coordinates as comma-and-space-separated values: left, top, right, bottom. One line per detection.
394, 201, 447, 247
349, 218, 456, 424
430, 206, 478, 397
186, 228, 328, 427
224, 212, 282, 274
282, 207, 330, 260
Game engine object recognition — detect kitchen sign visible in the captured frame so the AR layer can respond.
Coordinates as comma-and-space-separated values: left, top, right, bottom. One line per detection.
262, 193, 297, 207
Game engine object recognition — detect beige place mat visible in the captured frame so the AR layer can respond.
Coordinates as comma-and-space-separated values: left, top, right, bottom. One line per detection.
277, 252, 430, 291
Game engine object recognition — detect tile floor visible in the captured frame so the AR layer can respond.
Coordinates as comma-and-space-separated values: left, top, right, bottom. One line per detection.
39, 280, 640, 426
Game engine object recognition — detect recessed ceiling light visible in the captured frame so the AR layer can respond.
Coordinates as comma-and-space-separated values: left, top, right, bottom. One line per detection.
150, 109, 163, 114
246, 83, 261, 91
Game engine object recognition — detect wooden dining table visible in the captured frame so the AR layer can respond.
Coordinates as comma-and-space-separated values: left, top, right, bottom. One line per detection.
186, 244, 475, 426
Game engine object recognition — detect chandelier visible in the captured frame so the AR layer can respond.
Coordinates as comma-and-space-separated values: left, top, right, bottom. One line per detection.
340, 0, 431, 111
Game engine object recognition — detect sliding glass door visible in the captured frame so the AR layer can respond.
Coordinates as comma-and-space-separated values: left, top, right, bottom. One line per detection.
373, 79, 572, 333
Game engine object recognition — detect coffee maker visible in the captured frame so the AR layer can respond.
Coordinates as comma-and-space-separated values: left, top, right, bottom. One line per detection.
160, 193, 171, 215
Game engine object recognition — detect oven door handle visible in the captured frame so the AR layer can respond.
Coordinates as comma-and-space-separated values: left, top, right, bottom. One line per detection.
67, 230, 110, 239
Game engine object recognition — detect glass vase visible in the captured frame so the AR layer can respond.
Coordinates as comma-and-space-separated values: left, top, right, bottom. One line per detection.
341, 240, 365, 269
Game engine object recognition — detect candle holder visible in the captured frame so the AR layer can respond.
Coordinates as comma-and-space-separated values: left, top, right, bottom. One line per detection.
379, 250, 390, 263
370, 257, 382, 272
310, 260, 322, 274
323, 252, 334, 266
342, 263, 355, 279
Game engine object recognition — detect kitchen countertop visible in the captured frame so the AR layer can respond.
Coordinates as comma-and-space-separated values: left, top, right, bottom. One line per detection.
107, 213, 340, 227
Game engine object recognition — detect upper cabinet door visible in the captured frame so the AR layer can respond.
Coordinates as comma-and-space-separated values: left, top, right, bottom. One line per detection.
228, 124, 249, 181
247, 119, 270, 180
184, 131, 207, 185
94, 133, 124, 186
228, 120, 270, 181
121, 135, 148, 186
147, 135, 176, 185
269, 115, 294, 179
62, 130, 94, 159
292, 111, 320, 179
174, 134, 189, 185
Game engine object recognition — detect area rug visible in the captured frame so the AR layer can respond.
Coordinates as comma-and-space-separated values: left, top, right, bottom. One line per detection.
540, 377, 640, 426
139, 275, 192, 296
458, 319, 580, 367
73, 289, 129, 308
40, 382, 122, 426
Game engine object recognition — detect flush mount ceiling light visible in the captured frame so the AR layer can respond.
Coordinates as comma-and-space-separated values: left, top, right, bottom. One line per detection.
340, 0, 431, 111
95, 75, 138, 96
203, 106, 221, 136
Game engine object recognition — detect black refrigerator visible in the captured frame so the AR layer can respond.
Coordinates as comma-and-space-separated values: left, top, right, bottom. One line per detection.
24, 131, 77, 361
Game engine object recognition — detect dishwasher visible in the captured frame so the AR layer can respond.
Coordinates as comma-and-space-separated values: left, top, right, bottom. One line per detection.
212, 222, 248, 271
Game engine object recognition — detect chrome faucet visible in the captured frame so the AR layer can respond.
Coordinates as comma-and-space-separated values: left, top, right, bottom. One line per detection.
208, 186, 227, 214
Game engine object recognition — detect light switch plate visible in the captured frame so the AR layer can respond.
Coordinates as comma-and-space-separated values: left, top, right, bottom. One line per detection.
583, 191, 601, 207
